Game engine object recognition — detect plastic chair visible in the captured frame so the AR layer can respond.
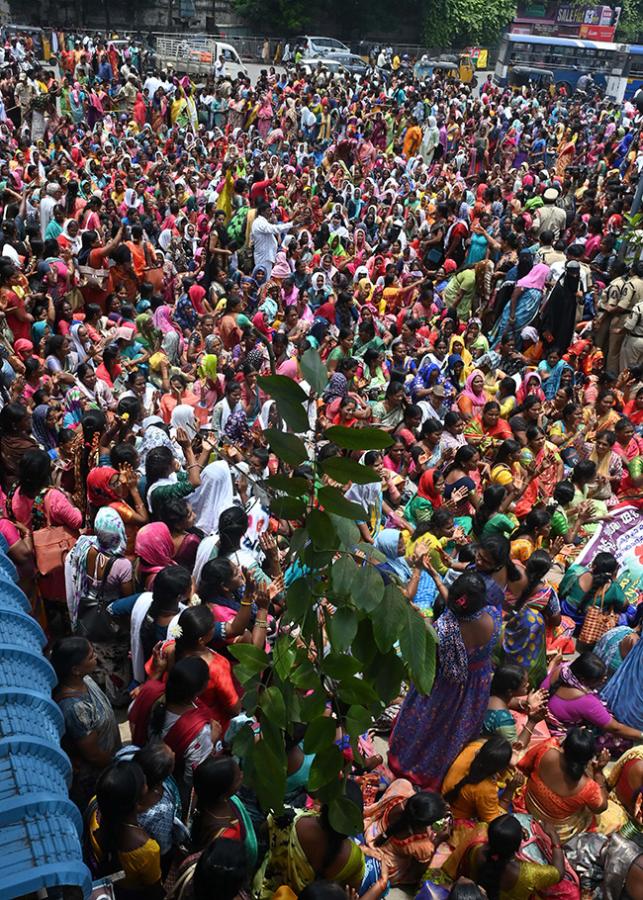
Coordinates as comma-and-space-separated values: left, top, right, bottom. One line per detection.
0, 581, 31, 614
0, 804, 91, 898
0, 737, 72, 802
0, 610, 46, 653
0, 690, 64, 744
0, 646, 56, 695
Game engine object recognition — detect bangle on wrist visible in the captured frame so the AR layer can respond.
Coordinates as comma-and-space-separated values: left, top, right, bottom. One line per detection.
254, 621, 268, 629
240, 600, 253, 607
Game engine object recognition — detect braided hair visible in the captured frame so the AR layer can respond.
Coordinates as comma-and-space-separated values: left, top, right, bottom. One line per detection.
149, 656, 209, 737
476, 814, 522, 900
577, 551, 618, 613
512, 550, 552, 612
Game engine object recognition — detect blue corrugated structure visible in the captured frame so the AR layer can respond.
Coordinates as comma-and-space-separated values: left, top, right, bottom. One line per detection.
0, 536, 92, 898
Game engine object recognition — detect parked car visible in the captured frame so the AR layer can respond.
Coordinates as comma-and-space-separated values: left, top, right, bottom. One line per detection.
294, 35, 351, 59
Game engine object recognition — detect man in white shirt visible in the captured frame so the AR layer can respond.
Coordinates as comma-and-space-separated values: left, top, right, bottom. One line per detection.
40, 182, 62, 241
250, 200, 293, 276
143, 72, 162, 101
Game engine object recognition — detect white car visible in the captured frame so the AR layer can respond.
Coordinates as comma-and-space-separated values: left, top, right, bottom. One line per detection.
294, 35, 351, 60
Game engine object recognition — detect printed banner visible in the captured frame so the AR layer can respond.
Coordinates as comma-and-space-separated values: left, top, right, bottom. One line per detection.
577, 505, 643, 568
577, 505, 643, 602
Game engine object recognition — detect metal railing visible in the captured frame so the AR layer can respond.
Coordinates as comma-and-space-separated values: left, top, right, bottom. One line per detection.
149, 31, 497, 65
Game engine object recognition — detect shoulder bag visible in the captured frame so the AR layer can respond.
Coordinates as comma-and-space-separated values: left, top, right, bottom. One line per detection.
31, 490, 77, 577
75, 554, 123, 643
578, 585, 617, 646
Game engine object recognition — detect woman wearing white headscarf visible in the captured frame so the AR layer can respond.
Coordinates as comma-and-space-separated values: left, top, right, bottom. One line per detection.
170, 404, 198, 441
69, 321, 92, 365
420, 116, 440, 166
189, 459, 234, 535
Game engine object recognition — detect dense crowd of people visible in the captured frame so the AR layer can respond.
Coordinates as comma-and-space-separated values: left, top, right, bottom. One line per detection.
6, 25, 643, 900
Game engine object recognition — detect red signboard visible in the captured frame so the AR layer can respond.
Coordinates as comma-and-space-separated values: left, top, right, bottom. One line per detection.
579, 23, 616, 40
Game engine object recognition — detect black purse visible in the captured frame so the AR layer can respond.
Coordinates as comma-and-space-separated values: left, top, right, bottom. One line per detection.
75, 556, 122, 643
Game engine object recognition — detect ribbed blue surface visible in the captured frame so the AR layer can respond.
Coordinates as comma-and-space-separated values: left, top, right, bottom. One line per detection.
0, 552, 91, 898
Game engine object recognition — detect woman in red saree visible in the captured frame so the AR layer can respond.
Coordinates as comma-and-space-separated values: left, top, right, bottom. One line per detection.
129, 656, 216, 789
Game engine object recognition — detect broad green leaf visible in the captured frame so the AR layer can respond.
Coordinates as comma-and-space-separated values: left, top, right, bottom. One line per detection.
308, 744, 344, 791
399, 604, 437, 695
231, 722, 256, 761
329, 795, 364, 836
307, 509, 337, 549
267, 474, 310, 496
229, 643, 269, 673
326, 607, 358, 652
373, 651, 406, 704
314, 777, 344, 804
260, 685, 287, 729
302, 545, 335, 571
356, 541, 387, 563
271, 496, 307, 520
371, 584, 405, 653
234, 665, 263, 687
320, 456, 380, 485
318, 485, 365, 521
286, 577, 313, 622
300, 348, 328, 395
257, 374, 308, 404
303, 715, 337, 754
345, 704, 373, 740
322, 652, 361, 680
325, 425, 394, 451
273, 636, 296, 680
291, 660, 319, 690
337, 675, 378, 706
329, 514, 360, 552
285, 687, 301, 724
251, 719, 287, 813
264, 429, 308, 466
351, 563, 384, 612
331, 554, 359, 596
351, 619, 378, 667
288, 527, 309, 556
298, 689, 328, 721
276, 397, 310, 434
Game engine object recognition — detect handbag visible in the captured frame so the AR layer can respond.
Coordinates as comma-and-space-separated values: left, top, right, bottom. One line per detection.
31, 491, 77, 577
75, 556, 122, 642
141, 242, 165, 292
78, 264, 110, 290
578, 586, 617, 646
141, 266, 164, 292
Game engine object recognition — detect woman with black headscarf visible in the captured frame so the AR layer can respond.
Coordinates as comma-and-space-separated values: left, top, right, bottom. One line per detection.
541, 260, 582, 355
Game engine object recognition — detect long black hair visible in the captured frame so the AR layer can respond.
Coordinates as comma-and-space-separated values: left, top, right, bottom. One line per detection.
577, 551, 618, 613
149, 656, 209, 736
510, 508, 550, 541
476, 814, 522, 900
473, 484, 507, 537
512, 549, 552, 612
490, 664, 525, 700
218, 506, 249, 557
478, 534, 522, 583
192, 838, 248, 900
443, 736, 512, 803
173, 606, 216, 662
562, 727, 596, 782
373, 791, 446, 847
95, 761, 147, 863
191, 757, 240, 849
